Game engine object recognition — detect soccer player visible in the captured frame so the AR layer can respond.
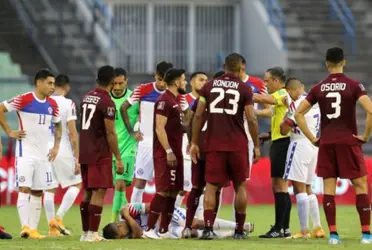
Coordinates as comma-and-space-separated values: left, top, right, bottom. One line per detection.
143, 68, 187, 239
191, 53, 260, 240
295, 47, 372, 245
42, 74, 81, 237
254, 67, 292, 238
110, 68, 139, 222
79, 65, 124, 242
101, 203, 254, 239
0, 69, 62, 239
121, 61, 173, 203
279, 78, 324, 239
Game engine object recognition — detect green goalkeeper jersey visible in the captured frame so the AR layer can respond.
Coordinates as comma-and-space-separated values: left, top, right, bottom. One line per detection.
111, 89, 139, 158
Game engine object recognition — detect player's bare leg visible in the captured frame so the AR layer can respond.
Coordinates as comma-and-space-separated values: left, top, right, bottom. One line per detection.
29, 190, 45, 239
351, 176, 372, 244
290, 181, 310, 239
306, 185, 324, 238
86, 188, 108, 242
112, 179, 127, 222
54, 183, 81, 235
43, 188, 61, 237
200, 183, 218, 240
183, 186, 203, 238
80, 189, 92, 241
322, 178, 341, 244
176, 190, 187, 208
130, 178, 146, 203
233, 181, 247, 239
18, 187, 31, 238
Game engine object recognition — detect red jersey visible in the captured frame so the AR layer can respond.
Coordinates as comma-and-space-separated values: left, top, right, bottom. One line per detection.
153, 90, 183, 157
185, 93, 197, 108
199, 72, 253, 152
79, 88, 116, 164
306, 73, 367, 145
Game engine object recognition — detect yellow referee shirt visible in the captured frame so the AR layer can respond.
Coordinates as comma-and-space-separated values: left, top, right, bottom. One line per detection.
271, 88, 290, 141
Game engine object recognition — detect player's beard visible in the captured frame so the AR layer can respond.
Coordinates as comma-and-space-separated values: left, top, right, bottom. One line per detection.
177, 87, 187, 95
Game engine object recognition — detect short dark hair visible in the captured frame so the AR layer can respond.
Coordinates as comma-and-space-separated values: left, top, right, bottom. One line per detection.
239, 55, 246, 65
97, 65, 115, 86
213, 71, 225, 79
102, 223, 119, 239
164, 68, 185, 85
224, 53, 244, 73
285, 77, 303, 89
34, 68, 54, 85
266, 67, 286, 83
326, 47, 344, 64
55, 74, 70, 87
114, 68, 127, 78
156, 61, 173, 79
190, 71, 207, 81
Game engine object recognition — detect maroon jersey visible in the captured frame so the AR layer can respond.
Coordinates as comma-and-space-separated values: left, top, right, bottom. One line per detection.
153, 90, 183, 157
306, 73, 367, 145
191, 98, 207, 153
199, 72, 253, 151
79, 88, 116, 164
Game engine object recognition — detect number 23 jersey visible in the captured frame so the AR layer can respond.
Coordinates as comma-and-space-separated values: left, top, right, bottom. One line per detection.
3, 92, 60, 159
199, 72, 253, 152
79, 88, 116, 164
306, 73, 367, 145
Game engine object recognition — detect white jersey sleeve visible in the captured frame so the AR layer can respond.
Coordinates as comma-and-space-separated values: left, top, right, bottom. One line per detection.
3, 94, 27, 112
67, 101, 77, 121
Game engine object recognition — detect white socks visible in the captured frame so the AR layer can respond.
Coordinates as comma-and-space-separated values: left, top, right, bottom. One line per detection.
17, 192, 30, 227
214, 218, 236, 230
195, 194, 204, 219
57, 186, 80, 219
43, 191, 55, 223
130, 187, 144, 203
308, 194, 321, 229
175, 194, 185, 208
296, 193, 309, 232
29, 195, 42, 230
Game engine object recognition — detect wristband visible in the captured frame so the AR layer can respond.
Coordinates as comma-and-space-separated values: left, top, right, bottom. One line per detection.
166, 148, 173, 154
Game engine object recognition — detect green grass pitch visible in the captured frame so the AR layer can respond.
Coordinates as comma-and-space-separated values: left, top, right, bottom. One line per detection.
0, 204, 370, 249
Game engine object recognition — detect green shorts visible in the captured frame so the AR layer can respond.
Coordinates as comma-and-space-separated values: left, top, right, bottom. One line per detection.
112, 156, 135, 186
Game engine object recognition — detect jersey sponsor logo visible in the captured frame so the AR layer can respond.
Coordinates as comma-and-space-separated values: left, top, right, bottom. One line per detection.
157, 101, 165, 110
107, 107, 115, 117
48, 107, 53, 114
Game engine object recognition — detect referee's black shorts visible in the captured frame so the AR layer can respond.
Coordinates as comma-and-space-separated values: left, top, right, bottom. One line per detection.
270, 137, 290, 178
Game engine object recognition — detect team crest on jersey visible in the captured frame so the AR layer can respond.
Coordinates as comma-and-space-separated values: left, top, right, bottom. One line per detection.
48, 107, 53, 114
157, 101, 165, 110
19, 176, 25, 183
137, 168, 144, 175
107, 107, 115, 117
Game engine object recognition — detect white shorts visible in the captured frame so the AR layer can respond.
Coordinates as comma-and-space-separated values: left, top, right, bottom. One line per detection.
15, 157, 54, 190
183, 155, 192, 192
283, 140, 318, 185
49, 157, 82, 189
134, 143, 154, 181
247, 140, 254, 180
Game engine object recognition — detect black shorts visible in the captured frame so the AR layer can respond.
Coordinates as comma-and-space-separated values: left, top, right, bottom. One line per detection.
270, 137, 290, 178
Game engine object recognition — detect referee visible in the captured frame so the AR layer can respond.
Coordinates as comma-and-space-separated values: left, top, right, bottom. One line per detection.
253, 67, 291, 238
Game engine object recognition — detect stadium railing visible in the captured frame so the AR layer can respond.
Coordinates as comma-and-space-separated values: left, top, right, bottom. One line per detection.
329, 0, 356, 55
263, 0, 287, 50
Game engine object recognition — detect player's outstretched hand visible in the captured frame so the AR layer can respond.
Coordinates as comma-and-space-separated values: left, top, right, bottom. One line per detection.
116, 159, 125, 174
167, 152, 177, 168
253, 147, 261, 164
190, 144, 200, 164
132, 131, 144, 141
48, 146, 59, 162
74, 159, 81, 175
311, 137, 320, 147
353, 134, 369, 144
8, 130, 26, 140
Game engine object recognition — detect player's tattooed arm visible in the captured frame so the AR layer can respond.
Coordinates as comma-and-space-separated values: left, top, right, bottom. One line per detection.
121, 206, 143, 239
253, 93, 277, 105
294, 99, 317, 145
67, 120, 79, 159
104, 118, 122, 161
280, 112, 295, 135
0, 103, 26, 139
48, 121, 62, 162
120, 101, 134, 134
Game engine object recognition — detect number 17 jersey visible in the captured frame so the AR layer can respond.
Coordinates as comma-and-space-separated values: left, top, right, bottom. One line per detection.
306, 73, 367, 145
199, 72, 253, 152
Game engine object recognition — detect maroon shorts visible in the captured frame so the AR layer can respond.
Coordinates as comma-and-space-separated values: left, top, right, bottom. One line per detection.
205, 151, 249, 186
317, 144, 367, 179
81, 158, 113, 189
154, 156, 184, 192
192, 160, 206, 188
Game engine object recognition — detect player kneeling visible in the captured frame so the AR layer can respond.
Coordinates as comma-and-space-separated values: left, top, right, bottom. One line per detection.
102, 203, 254, 239
280, 78, 325, 239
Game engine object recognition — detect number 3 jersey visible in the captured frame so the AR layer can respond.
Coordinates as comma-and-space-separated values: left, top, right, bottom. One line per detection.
2, 92, 60, 159
79, 88, 116, 165
286, 94, 320, 141
306, 73, 367, 145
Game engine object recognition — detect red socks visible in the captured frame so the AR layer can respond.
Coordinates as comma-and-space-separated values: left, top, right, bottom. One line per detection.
185, 188, 203, 228
356, 194, 371, 234
159, 197, 176, 233
323, 194, 337, 233
80, 201, 90, 232
88, 204, 103, 232
147, 194, 166, 230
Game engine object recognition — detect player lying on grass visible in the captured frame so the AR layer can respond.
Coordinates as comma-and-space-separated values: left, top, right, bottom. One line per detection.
102, 203, 254, 239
